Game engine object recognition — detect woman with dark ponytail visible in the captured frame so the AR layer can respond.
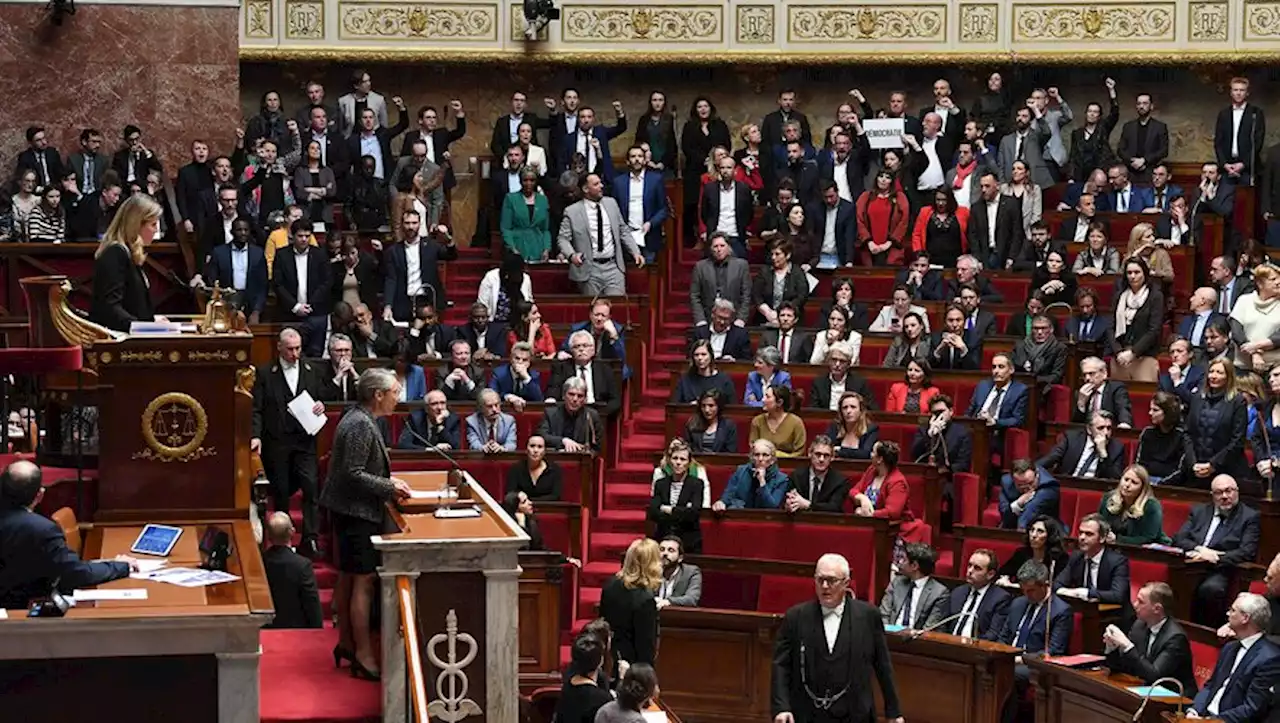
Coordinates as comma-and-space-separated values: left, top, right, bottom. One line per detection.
594, 663, 660, 723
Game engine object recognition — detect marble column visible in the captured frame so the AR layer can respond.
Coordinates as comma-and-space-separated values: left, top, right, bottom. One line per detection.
484, 564, 522, 723
216, 649, 261, 723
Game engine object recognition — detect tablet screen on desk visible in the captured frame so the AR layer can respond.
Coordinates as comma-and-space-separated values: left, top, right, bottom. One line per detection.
130, 524, 183, 557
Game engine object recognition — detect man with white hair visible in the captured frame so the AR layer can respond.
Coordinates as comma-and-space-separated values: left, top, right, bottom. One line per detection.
771, 553, 904, 723
547, 329, 621, 418
1073, 356, 1134, 428
1186, 592, 1280, 721
692, 298, 751, 361
536, 377, 603, 453
465, 389, 517, 453
943, 254, 1004, 303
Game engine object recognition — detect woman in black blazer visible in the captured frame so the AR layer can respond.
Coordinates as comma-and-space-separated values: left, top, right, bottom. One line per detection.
996, 515, 1068, 584
1109, 257, 1164, 382
502, 491, 544, 551
90, 195, 161, 332
751, 238, 809, 325
598, 538, 661, 666
647, 443, 705, 553
331, 237, 380, 311
1185, 358, 1250, 487
679, 98, 731, 241
682, 389, 739, 454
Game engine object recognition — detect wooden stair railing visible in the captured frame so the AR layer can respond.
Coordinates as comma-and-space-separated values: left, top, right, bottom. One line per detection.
399, 575, 432, 723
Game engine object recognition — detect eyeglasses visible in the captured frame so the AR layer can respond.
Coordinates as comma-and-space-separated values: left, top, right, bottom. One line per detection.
814, 575, 848, 587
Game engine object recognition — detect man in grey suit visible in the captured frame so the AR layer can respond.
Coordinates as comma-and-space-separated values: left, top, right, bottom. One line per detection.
557, 173, 643, 297
689, 232, 751, 326
1030, 87, 1073, 179
65, 128, 110, 197
337, 69, 388, 139
656, 536, 703, 608
878, 542, 949, 630
998, 105, 1053, 189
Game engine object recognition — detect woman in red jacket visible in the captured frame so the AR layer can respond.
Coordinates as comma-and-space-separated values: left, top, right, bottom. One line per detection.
885, 359, 941, 414
910, 187, 969, 268
854, 170, 909, 266
507, 300, 557, 359
847, 441, 929, 544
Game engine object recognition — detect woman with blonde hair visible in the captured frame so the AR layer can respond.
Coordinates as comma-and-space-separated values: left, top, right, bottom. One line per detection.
1125, 222, 1173, 283
1097, 465, 1168, 545
598, 538, 661, 665
651, 437, 710, 508
90, 194, 163, 332
1186, 358, 1250, 485
1232, 264, 1280, 372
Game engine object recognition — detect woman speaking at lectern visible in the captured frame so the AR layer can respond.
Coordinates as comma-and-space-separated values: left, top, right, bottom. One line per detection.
89, 194, 162, 332
320, 367, 413, 681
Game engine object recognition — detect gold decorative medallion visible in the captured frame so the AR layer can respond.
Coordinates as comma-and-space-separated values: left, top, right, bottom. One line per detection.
134, 392, 216, 463
235, 367, 257, 398
235, 350, 248, 362
100, 352, 113, 364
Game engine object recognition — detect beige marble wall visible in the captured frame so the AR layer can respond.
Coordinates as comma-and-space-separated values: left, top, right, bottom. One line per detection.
241, 62, 1280, 240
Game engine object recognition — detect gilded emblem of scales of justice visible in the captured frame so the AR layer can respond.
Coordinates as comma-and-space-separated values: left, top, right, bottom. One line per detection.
133, 392, 216, 462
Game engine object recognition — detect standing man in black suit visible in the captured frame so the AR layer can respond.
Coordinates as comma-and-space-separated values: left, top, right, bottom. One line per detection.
1215, 77, 1266, 186
1053, 514, 1131, 606
784, 436, 850, 513
968, 171, 1024, 270
65, 128, 109, 198
543, 88, 583, 175
698, 156, 754, 254
252, 328, 328, 558
1103, 581, 1198, 696
761, 89, 814, 160
945, 549, 1011, 640
197, 216, 268, 323
776, 140, 822, 208
1209, 254, 1253, 315
16, 125, 64, 189
818, 130, 868, 204
191, 184, 240, 270
771, 552, 903, 723
344, 98, 408, 185
262, 511, 323, 629
489, 91, 549, 159
382, 209, 457, 322
1115, 92, 1169, 184
562, 103, 628, 184
272, 219, 332, 357
807, 180, 857, 267
1172, 474, 1261, 624
303, 106, 350, 186
111, 125, 163, 192
400, 101, 466, 192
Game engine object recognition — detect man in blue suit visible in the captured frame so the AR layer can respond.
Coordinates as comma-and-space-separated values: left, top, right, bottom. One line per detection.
1053, 514, 1131, 606
806, 180, 856, 267
1143, 163, 1183, 212
612, 145, 669, 264
965, 353, 1029, 463
998, 459, 1060, 531
999, 559, 1073, 723
1172, 475, 1262, 625
0, 460, 135, 609
1063, 287, 1113, 354
200, 216, 268, 323
1105, 164, 1154, 213
945, 548, 1012, 641
489, 342, 544, 409
465, 389, 518, 453
561, 103, 628, 185
1177, 287, 1224, 351
559, 299, 630, 379
1189, 592, 1280, 722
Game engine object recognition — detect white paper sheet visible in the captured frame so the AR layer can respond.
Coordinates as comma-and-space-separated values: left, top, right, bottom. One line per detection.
0, 608, 10, 619
630, 227, 647, 249
139, 567, 241, 588
73, 588, 149, 601
642, 711, 668, 723
805, 272, 820, 294
409, 489, 454, 500
286, 391, 327, 436
863, 118, 906, 149
433, 506, 483, 519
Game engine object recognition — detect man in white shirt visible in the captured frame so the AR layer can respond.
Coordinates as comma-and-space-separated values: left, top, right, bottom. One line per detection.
1214, 76, 1266, 185
945, 549, 1012, 641
878, 542, 948, 630
1181, 287, 1220, 349
913, 113, 948, 192
557, 173, 642, 297
1187, 592, 1280, 720
1103, 581, 1199, 696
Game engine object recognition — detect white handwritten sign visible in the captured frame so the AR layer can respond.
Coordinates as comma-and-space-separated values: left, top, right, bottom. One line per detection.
863, 118, 905, 150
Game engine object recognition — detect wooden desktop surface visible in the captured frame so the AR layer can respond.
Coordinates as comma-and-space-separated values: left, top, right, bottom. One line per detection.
1028, 656, 1193, 723
385, 471, 523, 542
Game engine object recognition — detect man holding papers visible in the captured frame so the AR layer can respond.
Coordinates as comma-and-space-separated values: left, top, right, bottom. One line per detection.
253, 328, 328, 559
0, 460, 136, 609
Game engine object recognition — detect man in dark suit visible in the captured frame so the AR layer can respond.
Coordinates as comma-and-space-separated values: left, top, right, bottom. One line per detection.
776, 140, 821, 207
761, 89, 814, 158
302, 105, 350, 184
547, 329, 622, 418
432, 338, 484, 404
693, 299, 752, 361
0, 460, 133, 609
16, 125, 65, 189
543, 89, 583, 175
1179, 287, 1224, 350
175, 140, 215, 237
760, 303, 812, 366
1054, 514, 1131, 606
456, 302, 507, 361
111, 125, 163, 191
1064, 287, 1113, 352
956, 282, 998, 350
397, 390, 460, 450
558, 299, 628, 366
931, 304, 983, 371
344, 99, 408, 184
252, 329, 328, 557
911, 394, 973, 473
897, 252, 945, 300
537, 377, 605, 454
1115, 93, 1169, 184
945, 548, 1012, 640
262, 512, 323, 629
1173, 475, 1261, 625
489, 343, 543, 407
1103, 581, 1198, 696
998, 560, 1073, 723
65, 128, 109, 198
1190, 592, 1280, 722
1011, 314, 1068, 396
405, 304, 456, 364
488, 91, 549, 159
783, 436, 850, 513
272, 220, 332, 357
561, 103, 628, 184
817, 130, 869, 204
67, 179, 122, 241
968, 171, 1024, 270
966, 355, 1029, 459
1209, 254, 1254, 316
690, 233, 752, 326
807, 180, 856, 266
1039, 411, 1126, 480
772, 553, 903, 723
1214, 77, 1267, 186
399, 101, 466, 191
348, 303, 398, 359
382, 210, 458, 323
200, 216, 268, 323
698, 156, 754, 253
997, 459, 1060, 530
1103, 164, 1155, 214
1145, 163, 1184, 213
1053, 191, 1099, 244
320, 333, 360, 403
808, 344, 875, 411
1073, 356, 1134, 427
613, 145, 669, 263
879, 543, 949, 630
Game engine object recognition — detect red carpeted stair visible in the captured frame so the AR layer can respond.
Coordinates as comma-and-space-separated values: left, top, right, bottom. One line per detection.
260, 627, 381, 723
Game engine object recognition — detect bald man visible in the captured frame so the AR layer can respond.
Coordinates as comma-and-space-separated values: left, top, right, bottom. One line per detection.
262, 511, 322, 629
772, 553, 904, 723
0, 460, 134, 608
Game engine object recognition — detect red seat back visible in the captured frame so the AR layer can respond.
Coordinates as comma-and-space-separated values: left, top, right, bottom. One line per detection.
1190, 638, 1219, 688
702, 518, 876, 602
757, 575, 817, 613
698, 570, 761, 610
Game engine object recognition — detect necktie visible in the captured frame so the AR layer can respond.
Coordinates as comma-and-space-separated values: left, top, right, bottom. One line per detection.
807, 474, 817, 500
489, 422, 497, 443
899, 584, 916, 627
1204, 511, 1224, 546
1075, 446, 1098, 477
985, 387, 1005, 417
780, 332, 789, 361
1015, 136, 1025, 161
1087, 559, 1099, 599
1119, 190, 1128, 213
1193, 315, 1206, 345
966, 315, 975, 331
953, 589, 979, 636
1221, 286, 1231, 314
83, 157, 94, 193
578, 366, 587, 381
38, 155, 48, 185
1155, 190, 1164, 210
1081, 319, 1092, 339
595, 202, 605, 255
1015, 604, 1038, 648
1091, 391, 1102, 413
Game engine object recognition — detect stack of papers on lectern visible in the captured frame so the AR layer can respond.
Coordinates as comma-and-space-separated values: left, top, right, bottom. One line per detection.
134, 567, 241, 587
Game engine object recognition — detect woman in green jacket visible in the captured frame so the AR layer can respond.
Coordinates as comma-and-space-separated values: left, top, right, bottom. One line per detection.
1097, 464, 1169, 545
500, 168, 550, 262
